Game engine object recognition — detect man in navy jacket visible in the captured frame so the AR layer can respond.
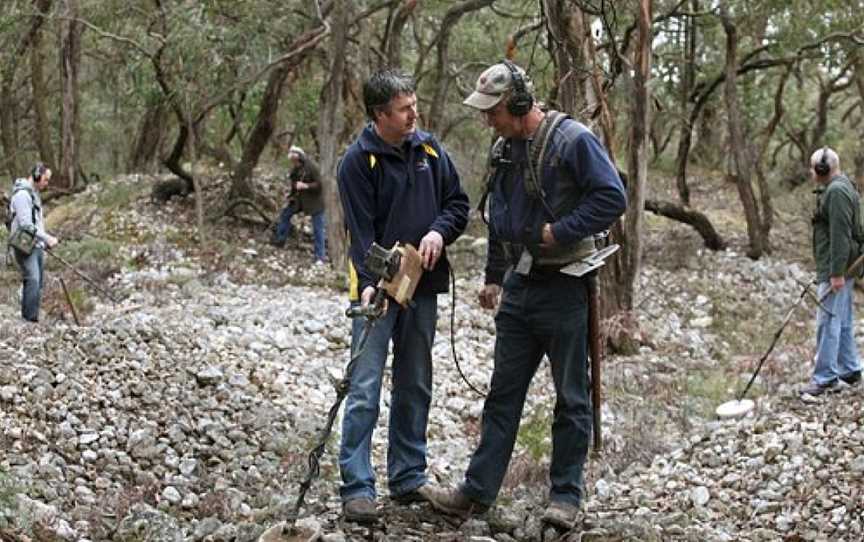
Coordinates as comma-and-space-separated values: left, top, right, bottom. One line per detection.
425, 61, 626, 530
336, 69, 469, 523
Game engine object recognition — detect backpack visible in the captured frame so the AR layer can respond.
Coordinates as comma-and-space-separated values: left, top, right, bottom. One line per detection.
4, 183, 36, 232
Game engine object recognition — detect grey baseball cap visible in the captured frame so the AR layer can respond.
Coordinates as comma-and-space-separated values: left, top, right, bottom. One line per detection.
463, 62, 530, 111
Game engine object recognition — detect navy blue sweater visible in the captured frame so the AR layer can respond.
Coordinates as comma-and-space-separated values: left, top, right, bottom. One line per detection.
338, 124, 470, 299
485, 118, 627, 284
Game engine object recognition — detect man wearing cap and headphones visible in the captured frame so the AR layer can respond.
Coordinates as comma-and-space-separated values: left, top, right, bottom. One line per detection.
7, 163, 59, 322
423, 61, 626, 530
801, 147, 862, 398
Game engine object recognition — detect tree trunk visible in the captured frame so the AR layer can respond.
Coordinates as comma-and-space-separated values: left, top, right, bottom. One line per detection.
721, 7, 764, 259
0, 0, 52, 176
59, 0, 83, 190
227, 24, 330, 203
384, 0, 417, 67
128, 102, 168, 174
544, 0, 590, 115
673, 0, 697, 206
318, 0, 350, 270
227, 62, 292, 202
426, 0, 494, 134
854, 55, 864, 184
30, 26, 55, 168
618, 0, 652, 310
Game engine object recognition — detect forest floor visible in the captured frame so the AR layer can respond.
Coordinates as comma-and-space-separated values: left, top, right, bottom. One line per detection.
0, 166, 861, 542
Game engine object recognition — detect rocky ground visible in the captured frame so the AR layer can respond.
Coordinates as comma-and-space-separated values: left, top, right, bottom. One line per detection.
0, 174, 862, 541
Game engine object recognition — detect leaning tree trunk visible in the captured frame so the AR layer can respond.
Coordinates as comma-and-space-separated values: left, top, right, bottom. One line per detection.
721, 7, 764, 259
226, 23, 330, 203
227, 62, 292, 203
318, 0, 350, 269
59, 0, 83, 190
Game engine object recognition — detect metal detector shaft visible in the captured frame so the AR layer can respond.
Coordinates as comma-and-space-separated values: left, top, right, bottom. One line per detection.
587, 273, 603, 451
46, 249, 119, 303
283, 289, 386, 533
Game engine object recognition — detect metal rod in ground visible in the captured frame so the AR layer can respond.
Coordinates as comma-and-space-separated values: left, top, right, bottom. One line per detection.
46, 249, 119, 303
586, 273, 602, 451
58, 277, 80, 326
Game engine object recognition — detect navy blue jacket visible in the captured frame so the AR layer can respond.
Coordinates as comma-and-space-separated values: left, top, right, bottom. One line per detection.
338, 124, 470, 299
485, 117, 627, 284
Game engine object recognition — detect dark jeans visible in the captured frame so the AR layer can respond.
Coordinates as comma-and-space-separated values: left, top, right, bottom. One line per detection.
461, 271, 591, 507
14, 247, 45, 322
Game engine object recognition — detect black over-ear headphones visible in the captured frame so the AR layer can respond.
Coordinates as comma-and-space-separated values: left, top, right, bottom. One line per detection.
501, 60, 533, 117
814, 147, 830, 176
31, 162, 47, 182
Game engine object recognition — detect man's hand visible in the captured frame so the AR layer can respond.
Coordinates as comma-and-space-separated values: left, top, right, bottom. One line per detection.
478, 284, 501, 310
830, 275, 845, 291
46, 235, 59, 249
296, 181, 308, 191
539, 223, 557, 249
361, 285, 388, 313
418, 230, 444, 270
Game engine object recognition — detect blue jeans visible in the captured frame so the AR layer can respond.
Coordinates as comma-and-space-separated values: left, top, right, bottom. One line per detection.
14, 247, 45, 322
461, 272, 591, 507
274, 207, 327, 262
338, 293, 437, 501
813, 280, 860, 384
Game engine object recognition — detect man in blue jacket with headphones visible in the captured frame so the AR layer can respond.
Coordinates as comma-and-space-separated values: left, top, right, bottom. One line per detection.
336, 69, 469, 523
425, 61, 626, 530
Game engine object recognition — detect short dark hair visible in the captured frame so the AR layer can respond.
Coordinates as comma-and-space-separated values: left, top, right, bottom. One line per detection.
363, 69, 416, 121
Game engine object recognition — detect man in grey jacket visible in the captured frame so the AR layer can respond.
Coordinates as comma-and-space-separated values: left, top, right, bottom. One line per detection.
7, 163, 59, 322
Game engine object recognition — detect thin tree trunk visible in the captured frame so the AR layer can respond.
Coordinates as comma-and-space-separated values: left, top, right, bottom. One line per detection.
619, 0, 652, 310
721, 7, 764, 259
59, 0, 83, 190
318, 0, 350, 269
674, 0, 697, 206
30, 26, 55, 168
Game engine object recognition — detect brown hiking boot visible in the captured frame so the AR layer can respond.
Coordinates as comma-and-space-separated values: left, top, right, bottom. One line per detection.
342, 497, 378, 523
424, 486, 488, 518
541, 501, 581, 530
392, 482, 438, 505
